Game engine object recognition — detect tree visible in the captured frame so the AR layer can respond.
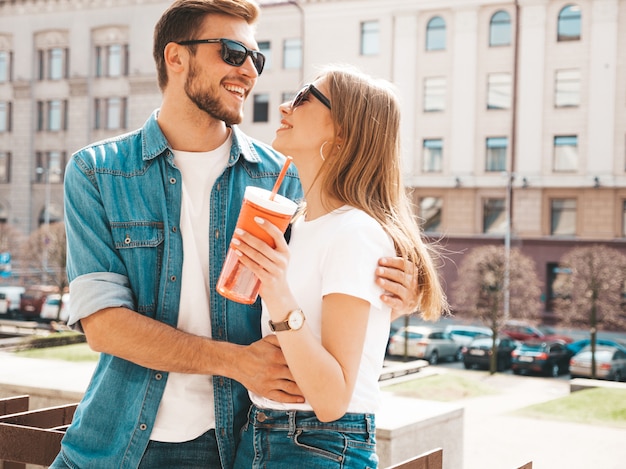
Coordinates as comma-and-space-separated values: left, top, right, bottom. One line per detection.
553, 245, 626, 378
20, 222, 68, 320
452, 245, 543, 373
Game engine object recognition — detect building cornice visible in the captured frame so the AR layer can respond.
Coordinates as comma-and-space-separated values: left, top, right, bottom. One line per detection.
0, 0, 165, 15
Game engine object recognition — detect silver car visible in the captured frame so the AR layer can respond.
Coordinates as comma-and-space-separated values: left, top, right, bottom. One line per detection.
569, 345, 626, 382
387, 326, 462, 364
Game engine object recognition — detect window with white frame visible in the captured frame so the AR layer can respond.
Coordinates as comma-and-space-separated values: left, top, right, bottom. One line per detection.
283, 38, 302, 69
485, 137, 508, 171
258, 41, 271, 71
253, 93, 269, 123
426, 16, 446, 51
487, 73, 511, 110
557, 5, 581, 41
35, 151, 65, 184
360, 20, 380, 56
95, 44, 129, 77
551, 198, 576, 236
422, 139, 443, 172
0, 50, 11, 83
424, 77, 446, 112
489, 10, 511, 46
0, 152, 10, 183
38, 47, 68, 80
37, 100, 68, 131
483, 198, 506, 234
555, 69, 580, 107
553, 135, 578, 171
0, 101, 11, 132
94, 97, 128, 130
419, 197, 442, 233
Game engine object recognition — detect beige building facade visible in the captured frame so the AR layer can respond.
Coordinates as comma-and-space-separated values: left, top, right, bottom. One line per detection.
0, 0, 625, 318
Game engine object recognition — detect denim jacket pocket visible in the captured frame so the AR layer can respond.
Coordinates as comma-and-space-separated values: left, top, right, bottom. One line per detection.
111, 221, 165, 315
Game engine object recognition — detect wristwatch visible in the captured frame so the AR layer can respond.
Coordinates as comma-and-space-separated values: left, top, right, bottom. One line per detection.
268, 309, 305, 332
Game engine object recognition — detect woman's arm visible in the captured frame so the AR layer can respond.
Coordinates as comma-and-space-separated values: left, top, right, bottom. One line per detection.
232, 218, 371, 421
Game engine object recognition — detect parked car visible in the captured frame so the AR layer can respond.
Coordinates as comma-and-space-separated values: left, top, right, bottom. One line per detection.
39, 293, 70, 323
0, 285, 25, 318
501, 320, 572, 343
445, 324, 492, 346
462, 336, 519, 371
566, 338, 626, 356
511, 339, 573, 377
19, 285, 59, 320
0, 292, 7, 315
570, 346, 626, 382
387, 326, 462, 364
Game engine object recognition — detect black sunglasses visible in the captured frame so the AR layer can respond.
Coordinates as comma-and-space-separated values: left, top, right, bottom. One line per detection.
292, 84, 332, 110
176, 38, 266, 75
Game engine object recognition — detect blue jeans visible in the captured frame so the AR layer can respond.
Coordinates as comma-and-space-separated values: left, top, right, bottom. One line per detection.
233, 405, 378, 469
138, 429, 221, 469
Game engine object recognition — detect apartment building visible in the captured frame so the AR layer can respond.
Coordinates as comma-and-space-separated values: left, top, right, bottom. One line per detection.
0, 0, 624, 318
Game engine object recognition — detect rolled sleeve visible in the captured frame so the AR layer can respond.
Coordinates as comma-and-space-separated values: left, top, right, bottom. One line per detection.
68, 272, 135, 332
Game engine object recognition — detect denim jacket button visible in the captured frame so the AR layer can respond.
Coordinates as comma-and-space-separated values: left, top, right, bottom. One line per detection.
155, 373, 163, 380
139, 424, 147, 431
169, 177, 176, 184
124, 236, 131, 244
257, 412, 267, 422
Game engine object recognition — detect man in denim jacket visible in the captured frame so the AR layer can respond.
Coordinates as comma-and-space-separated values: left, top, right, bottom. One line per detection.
52, 1, 418, 468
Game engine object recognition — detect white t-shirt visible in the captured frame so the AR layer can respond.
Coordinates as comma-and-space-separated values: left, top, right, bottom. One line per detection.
150, 136, 230, 442
250, 206, 394, 414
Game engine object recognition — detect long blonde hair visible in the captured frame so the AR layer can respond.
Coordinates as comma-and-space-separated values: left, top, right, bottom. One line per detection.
317, 66, 447, 320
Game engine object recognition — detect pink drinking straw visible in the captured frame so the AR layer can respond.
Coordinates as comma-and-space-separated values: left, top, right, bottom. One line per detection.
269, 156, 293, 201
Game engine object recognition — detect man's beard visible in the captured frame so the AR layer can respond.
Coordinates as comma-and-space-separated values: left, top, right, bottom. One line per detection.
184, 60, 243, 125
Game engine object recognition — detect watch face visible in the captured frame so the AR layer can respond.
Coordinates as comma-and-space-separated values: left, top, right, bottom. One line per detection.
288, 310, 304, 330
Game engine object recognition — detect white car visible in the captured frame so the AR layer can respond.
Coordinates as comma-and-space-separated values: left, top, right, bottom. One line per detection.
387, 326, 462, 364
40, 293, 70, 322
445, 325, 493, 347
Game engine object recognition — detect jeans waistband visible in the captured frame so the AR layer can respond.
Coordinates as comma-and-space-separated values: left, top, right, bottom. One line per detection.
247, 404, 375, 434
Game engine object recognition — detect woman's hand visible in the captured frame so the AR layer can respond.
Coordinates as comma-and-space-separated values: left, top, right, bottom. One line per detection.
231, 218, 298, 315
375, 257, 420, 320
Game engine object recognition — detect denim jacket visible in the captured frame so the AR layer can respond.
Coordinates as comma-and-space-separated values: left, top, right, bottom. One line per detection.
55, 110, 302, 469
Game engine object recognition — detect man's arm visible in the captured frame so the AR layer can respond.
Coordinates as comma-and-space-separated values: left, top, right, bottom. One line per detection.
81, 307, 304, 403
376, 257, 420, 321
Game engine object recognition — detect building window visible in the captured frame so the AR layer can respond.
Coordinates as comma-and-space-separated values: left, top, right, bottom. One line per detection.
419, 197, 442, 233
555, 69, 580, 107
283, 38, 302, 69
35, 151, 65, 184
95, 44, 129, 77
619, 200, 626, 237
487, 73, 511, 110
38, 47, 69, 80
426, 16, 446, 51
551, 198, 576, 236
489, 10, 511, 46
37, 100, 68, 132
0, 50, 12, 83
483, 198, 506, 234
424, 77, 446, 112
0, 101, 11, 132
485, 137, 508, 172
94, 97, 127, 130
360, 20, 380, 56
258, 41, 271, 71
253, 94, 269, 123
422, 139, 443, 173
553, 135, 578, 171
557, 5, 581, 42
0, 152, 10, 183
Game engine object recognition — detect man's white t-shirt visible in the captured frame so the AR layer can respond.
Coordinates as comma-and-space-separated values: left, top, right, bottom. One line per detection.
250, 206, 394, 414
150, 137, 230, 442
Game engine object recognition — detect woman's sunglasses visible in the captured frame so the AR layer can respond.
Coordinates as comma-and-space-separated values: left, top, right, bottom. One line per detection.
176, 38, 266, 75
292, 84, 332, 110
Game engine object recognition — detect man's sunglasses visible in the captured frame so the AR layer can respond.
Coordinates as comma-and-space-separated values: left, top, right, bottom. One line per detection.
176, 38, 266, 75
292, 84, 332, 110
